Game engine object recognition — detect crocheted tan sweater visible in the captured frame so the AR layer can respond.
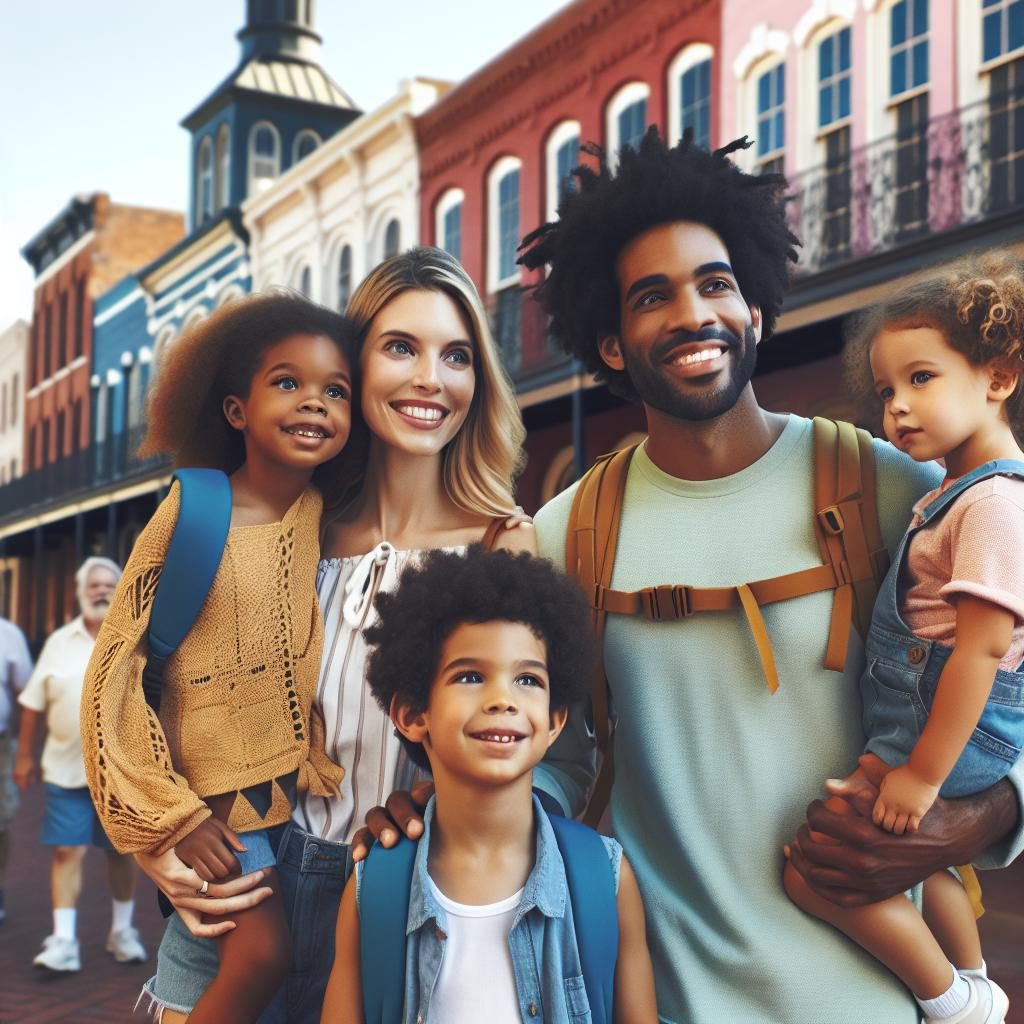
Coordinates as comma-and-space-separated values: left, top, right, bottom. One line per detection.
81, 484, 343, 855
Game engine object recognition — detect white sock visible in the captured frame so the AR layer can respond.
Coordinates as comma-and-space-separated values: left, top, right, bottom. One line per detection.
960, 959, 987, 979
917, 968, 972, 1019
111, 898, 134, 933
53, 907, 76, 940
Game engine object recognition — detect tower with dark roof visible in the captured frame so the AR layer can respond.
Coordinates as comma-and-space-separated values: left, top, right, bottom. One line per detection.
181, 0, 360, 230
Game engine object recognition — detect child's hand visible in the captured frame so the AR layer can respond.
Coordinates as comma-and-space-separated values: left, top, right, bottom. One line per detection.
872, 764, 940, 834
175, 817, 246, 881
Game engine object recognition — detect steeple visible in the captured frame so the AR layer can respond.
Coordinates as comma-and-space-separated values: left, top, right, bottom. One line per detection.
238, 0, 322, 64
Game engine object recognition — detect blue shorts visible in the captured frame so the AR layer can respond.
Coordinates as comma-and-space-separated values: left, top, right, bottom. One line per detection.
41, 783, 113, 848
234, 826, 277, 874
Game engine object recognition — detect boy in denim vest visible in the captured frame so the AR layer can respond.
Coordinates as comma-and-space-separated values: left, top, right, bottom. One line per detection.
320, 546, 656, 1023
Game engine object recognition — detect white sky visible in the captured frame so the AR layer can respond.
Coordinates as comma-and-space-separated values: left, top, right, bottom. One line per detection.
0, 0, 569, 328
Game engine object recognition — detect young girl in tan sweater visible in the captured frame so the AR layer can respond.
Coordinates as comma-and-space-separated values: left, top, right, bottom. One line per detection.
81, 293, 361, 1023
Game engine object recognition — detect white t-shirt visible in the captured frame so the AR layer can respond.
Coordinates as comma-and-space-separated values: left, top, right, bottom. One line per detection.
426, 877, 523, 1024
18, 616, 96, 788
0, 617, 32, 734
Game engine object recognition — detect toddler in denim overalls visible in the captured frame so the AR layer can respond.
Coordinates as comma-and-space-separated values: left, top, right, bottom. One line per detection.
785, 253, 1024, 1024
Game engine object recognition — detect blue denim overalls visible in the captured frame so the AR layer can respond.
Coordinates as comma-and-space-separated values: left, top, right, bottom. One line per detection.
861, 460, 1024, 797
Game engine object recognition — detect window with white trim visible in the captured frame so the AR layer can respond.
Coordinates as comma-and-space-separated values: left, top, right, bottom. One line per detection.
680, 59, 713, 148
293, 129, 321, 164
298, 265, 312, 298
249, 122, 280, 195
487, 156, 522, 292
756, 62, 785, 168
545, 121, 581, 221
983, 0, 1024, 62
818, 26, 852, 128
435, 189, 464, 260
197, 137, 214, 224
891, 0, 929, 96
383, 219, 401, 260
337, 245, 353, 309
215, 124, 230, 210
606, 83, 651, 163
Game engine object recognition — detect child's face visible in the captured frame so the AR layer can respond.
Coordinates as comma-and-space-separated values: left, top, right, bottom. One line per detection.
396, 620, 567, 788
359, 289, 476, 458
224, 333, 352, 471
870, 326, 1003, 466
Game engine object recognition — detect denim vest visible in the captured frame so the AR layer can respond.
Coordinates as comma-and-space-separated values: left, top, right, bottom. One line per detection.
860, 460, 1024, 796
358, 794, 620, 1024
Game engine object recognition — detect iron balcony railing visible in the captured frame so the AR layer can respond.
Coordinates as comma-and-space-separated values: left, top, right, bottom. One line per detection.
0, 425, 167, 525
787, 93, 1024, 274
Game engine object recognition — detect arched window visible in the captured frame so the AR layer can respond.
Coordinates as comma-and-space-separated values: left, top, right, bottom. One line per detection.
487, 157, 522, 293
383, 218, 401, 260
299, 266, 312, 297
606, 82, 650, 165
435, 189, 464, 260
154, 326, 177, 368
197, 137, 214, 224
293, 129, 321, 164
668, 44, 714, 149
818, 26, 852, 129
545, 121, 581, 221
337, 244, 353, 309
756, 61, 786, 172
249, 122, 281, 195
215, 124, 231, 210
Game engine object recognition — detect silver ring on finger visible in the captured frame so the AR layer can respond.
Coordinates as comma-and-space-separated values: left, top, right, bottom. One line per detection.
196, 878, 210, 897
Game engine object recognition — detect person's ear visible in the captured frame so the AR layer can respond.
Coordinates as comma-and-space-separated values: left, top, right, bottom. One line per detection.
750, 305, 763, 345
989, 363, 1019, 402
546, 705, 569, 748
222, 396, 247, 431
390, 695, 429, 746
598, 335, 626, 371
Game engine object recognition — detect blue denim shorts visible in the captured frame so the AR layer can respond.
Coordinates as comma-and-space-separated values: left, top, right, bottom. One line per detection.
40, 783, 113, 848
235, 826, 277, 874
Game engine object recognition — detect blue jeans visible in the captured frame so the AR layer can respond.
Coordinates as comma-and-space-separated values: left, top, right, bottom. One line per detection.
142, 822, 352, 1023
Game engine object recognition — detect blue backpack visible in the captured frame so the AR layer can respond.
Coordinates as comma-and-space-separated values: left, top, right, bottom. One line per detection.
359, 810, 618, 1024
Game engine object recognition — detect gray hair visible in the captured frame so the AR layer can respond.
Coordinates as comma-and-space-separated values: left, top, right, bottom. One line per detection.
75, 556, 122, 597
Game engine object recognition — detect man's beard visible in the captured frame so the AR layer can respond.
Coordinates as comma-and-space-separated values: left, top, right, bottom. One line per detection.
79, 595, 111, 622
621, 323, 758, 422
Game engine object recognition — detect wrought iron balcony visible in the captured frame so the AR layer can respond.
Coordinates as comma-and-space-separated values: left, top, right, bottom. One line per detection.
490, 284, 570, 389
0, 425, 167, 527
787, 93, 1024, 275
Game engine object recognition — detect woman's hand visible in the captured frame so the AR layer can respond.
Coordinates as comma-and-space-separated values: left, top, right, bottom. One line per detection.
134, 847, 273, 938
349, 780, 435, 862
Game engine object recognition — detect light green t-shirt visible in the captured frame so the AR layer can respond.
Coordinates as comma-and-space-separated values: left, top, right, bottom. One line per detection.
533, 415, 1024, 1024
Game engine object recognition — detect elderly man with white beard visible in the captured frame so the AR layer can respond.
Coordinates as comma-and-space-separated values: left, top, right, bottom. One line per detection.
15, 556, 147, 974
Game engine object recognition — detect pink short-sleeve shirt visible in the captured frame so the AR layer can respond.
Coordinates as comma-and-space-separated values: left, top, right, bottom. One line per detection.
903, 475, 1024, 671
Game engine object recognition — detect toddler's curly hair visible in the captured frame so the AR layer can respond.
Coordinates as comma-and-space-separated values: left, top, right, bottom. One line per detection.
843, 250, 1024, 436
518, 127, 800, 401
138, 291, 366, 506
365, 546, 595, 770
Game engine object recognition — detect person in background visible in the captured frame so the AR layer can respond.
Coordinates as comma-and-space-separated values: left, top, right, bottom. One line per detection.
15, 556, 146, 974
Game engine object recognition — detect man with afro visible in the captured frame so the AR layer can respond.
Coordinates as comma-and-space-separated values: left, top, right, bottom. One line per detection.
512, 130, 1024, 1023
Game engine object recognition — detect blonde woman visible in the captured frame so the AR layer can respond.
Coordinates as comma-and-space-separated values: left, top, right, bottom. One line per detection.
138, 248, 533, 1024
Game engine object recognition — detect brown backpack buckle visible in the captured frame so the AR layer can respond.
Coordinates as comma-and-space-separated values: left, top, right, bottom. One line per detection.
818, 505, 845, 535
642, 585, 691, 620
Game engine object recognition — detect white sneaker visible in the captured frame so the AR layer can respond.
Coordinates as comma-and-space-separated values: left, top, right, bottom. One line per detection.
32, 935, 81, 973
106, 925, 146, 963
923, 974, 1009, 1024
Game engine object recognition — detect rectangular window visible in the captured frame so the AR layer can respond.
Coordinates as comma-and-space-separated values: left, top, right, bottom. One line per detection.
891, 0, 929, 97
10, 373, 17, 426
618, 99, 647, 153
893, 93, 930, 237
58, 292, 68, 368
74, 278, 86, 358
984, 0, 1024, 63
498, 171, 520, 283
443, 203, 462, 261
43, 303, 52, 380
681, 60, 712, 149
822, 125, 852, 261
756, 63, 785, 160
818, 27, 852, 129
988, 56, 1024, 209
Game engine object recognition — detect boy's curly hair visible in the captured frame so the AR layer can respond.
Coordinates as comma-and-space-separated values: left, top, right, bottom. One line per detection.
844, 250, 1024, 437
365, 546, 595, 770
518, 128, 800, 400
139, 291, 367, 506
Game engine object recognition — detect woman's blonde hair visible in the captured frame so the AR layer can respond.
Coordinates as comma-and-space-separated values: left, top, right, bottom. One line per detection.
346, 247, 526, 518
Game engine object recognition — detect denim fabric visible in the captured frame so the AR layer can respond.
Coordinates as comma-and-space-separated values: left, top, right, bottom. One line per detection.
358, 794, 620, 1024
861, 460, 1024, 796
40, 783, 113, 848
234, 827, 277, 874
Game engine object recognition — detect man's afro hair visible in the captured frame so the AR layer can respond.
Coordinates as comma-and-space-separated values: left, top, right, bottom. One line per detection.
518, 128, 800, 401
365, 546, 595, 770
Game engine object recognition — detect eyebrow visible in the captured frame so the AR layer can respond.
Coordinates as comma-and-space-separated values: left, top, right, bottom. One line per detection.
263, 361, 351, 382
379, 328, 474, 348
624, 262, 736, 303
442, 657, 549, 673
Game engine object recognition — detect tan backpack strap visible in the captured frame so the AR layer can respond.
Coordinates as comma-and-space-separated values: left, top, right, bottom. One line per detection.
857, 427, 890, 583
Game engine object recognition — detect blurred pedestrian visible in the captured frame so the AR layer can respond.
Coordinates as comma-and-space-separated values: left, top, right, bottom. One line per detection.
14, 557, 146, 974
0, 614, 32, 923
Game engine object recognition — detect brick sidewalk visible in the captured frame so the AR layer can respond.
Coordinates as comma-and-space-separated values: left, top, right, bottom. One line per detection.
2, 775, 1022, 1021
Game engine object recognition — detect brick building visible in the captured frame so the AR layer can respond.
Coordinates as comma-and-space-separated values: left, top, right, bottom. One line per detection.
415, 0, 721, 510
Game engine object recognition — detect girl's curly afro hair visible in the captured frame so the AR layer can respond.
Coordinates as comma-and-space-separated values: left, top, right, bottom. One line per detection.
518, 128, 800, 400
365, 546, 595, 770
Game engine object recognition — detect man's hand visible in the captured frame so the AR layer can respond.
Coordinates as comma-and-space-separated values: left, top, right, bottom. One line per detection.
350, 780, 434, 862
873, 763, 940, 834
787, 754, 1016, 907
175, 818, 245, 881
13, 751, 37, 791
134, 847, 273, 938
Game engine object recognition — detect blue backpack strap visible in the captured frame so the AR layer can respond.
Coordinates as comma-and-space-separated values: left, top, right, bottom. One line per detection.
360, 836, 417, 1024
547, 812, 618, 1024
141, 468, 232, 714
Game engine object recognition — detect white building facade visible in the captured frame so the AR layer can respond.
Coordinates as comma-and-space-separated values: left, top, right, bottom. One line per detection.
0, 320, 29, 485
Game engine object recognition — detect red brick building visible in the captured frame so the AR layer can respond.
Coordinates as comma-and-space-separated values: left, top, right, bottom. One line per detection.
21, 194, 184, 475
416, 0, 720, 509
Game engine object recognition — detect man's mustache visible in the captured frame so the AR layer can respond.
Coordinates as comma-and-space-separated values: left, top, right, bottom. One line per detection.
651, 327, 742, 364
